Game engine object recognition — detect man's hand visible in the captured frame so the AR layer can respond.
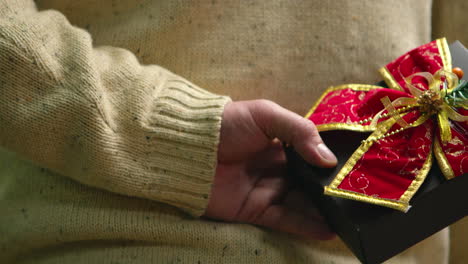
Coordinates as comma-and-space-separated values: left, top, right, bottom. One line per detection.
204, 100, 338, 240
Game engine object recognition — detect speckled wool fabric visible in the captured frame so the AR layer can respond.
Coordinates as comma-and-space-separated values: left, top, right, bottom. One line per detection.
432, 1, 468, 262
0, 0, 460, 263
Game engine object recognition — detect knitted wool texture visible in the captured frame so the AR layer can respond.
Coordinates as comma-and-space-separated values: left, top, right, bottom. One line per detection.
0, 0, 462, 263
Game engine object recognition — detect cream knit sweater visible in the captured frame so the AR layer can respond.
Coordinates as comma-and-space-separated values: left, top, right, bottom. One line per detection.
0, 0, 465, 263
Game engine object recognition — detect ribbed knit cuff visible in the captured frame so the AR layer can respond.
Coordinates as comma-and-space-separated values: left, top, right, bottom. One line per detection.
141, 77, 231, 217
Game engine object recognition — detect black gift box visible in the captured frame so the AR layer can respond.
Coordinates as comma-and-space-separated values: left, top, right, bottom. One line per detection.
286, 131, 467, 264
285, 42, 468, 264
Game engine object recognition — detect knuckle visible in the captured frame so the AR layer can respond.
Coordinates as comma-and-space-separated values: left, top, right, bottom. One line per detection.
305, 120, 319, 136
292, 119, 319, 142
256, 99, 278, 111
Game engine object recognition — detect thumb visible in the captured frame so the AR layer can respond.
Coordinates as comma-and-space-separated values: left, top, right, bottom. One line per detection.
250, 100, 337, 167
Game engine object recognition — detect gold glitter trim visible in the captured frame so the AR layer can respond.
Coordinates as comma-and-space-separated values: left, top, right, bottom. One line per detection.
316, 123, 375, 132
379, 66, 404, 91
434, 137, 455, 179
304, 84, 382, 119
436, 37, 452, 72
327, 118, 396, 190
323, 118, 413, 212
324, 187, 410, 212
324, 117, 434, 212
399, 149, 433, 203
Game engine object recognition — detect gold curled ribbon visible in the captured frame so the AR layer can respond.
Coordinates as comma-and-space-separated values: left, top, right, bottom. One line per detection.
369, 70, 468, 143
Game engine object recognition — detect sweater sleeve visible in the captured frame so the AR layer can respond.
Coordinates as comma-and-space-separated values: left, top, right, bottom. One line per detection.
0, 0, 231, 216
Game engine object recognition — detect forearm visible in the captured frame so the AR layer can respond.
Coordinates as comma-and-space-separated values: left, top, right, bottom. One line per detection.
0, 0, 230, 216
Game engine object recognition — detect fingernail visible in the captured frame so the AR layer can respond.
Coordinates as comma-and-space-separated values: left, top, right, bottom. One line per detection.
317, 143, 337, 163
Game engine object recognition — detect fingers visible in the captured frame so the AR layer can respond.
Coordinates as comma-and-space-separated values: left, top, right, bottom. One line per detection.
249, 100, 337, 168
235, 174, 288, 223
254, 204, 335, 240
282, 189, 324, 222
253, 188, 335, 240
249, 139, 286, 169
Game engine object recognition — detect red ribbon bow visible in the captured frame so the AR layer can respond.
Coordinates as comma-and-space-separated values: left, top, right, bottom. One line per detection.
307, 38, 467, 212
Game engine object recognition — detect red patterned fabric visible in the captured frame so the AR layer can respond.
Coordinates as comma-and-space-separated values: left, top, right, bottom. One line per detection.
335, 115, 433, 200
439, 111, 468, 176
385, 40, 443, 93
311, 88, 408, 127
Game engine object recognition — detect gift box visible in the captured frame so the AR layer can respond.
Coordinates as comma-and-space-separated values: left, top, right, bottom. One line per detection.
286, 39, 468, 264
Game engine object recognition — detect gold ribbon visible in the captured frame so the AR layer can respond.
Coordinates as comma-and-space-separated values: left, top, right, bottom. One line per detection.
369, 70, 468, 143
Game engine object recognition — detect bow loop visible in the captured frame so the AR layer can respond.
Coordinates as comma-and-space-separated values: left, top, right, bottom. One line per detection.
368, 69, 468, 143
